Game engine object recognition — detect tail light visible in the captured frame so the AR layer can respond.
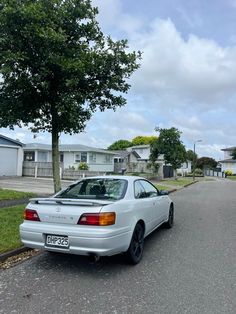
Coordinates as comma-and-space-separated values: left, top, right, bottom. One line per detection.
24, 209, 41, 221
78, 212, 116, 226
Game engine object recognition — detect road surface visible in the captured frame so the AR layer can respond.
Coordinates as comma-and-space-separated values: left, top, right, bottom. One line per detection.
0, 179, 235, 313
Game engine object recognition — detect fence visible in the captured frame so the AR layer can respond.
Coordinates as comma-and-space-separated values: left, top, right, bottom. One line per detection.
23, 162, 106, 179
204, 169, 226, 178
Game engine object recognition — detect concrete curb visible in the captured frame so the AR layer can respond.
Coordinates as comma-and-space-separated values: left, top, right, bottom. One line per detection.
0, 198, 29, 208
0, 247, 32, 262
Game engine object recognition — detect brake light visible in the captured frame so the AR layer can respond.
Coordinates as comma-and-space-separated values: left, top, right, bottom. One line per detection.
78, 212, 116, 226
24, 209, 41, 221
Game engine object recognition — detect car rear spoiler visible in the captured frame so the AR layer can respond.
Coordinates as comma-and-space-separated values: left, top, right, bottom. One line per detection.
29, 198, 113, 206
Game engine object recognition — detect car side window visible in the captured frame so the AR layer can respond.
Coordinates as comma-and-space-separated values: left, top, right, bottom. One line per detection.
139, 180, 158, 198
134, 180, 146, 199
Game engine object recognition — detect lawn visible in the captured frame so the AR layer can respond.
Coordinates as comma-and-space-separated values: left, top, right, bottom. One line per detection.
160, 178, 194, 186
0, 188, 35, 201
0, 205, 25, 253
227, 176, 236, 180
154, 184, 175, 191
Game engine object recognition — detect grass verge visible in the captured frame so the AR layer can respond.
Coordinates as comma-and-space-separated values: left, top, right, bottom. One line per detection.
160, 178, 194, 186
227, 176, 236, 180
154, 184, 175, 191
0, 188, 35, 201
0, 205, 25, 253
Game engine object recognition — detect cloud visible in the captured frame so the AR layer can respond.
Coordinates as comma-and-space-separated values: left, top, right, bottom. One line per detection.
92, 0, 143, 35
130, 19, 236, 110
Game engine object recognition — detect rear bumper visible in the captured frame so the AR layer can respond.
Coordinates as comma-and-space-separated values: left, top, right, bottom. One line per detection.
20, 222, 132, 257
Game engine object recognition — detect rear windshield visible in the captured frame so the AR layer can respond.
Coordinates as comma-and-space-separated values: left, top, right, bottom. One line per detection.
56, 178, 128, 201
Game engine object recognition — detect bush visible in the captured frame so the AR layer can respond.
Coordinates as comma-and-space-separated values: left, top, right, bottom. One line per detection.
195, 168, 203, 175
225, 170, 233, 176
78, 162, 89, 170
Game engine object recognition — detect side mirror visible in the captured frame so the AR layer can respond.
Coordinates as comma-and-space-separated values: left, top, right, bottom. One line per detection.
159, 190, 169, 195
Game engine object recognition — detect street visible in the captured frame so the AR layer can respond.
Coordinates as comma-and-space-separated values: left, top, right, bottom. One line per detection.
0, 179, 236, 314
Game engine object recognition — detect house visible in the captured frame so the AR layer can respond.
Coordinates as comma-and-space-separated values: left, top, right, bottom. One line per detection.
23, 143, 116, 172
219, 147, 236, 173
177, 161, 192, 176
0, 134, 23, 176
114, 144, 192, 178
113, 150, 141, 173
113, 145, 164, 177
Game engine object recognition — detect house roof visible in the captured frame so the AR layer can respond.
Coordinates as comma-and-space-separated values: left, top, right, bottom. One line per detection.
221, 146, 236, 151
112, 150, 141, 159
24, 143, 51, 151
129, 144, 150, 149
60, 144, 116, 154
24, 143, 116, 154
0, 134, 23, 147
218, 159, 236, 163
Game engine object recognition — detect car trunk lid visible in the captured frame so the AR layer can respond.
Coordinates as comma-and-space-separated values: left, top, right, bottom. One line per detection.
28, 198, 113, 225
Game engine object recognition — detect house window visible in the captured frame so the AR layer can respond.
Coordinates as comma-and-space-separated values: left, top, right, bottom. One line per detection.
38, 152, 47, 162
24, 151, 35, 161
75, 153, 80, 163
60, 153, 64, 163
104, 155, 112, 163
114, 158, 124, 163
89, 153, 96, 163
81, 152, 87, 162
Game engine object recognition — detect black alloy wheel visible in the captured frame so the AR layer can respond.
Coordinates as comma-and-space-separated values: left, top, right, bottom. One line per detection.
165, 204, 174, 229
126, 223, 145, 265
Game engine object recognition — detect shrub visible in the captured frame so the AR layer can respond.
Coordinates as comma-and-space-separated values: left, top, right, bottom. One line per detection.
195, 168, 203, 175
78, 162, 89, 170
225, 170, 233, 176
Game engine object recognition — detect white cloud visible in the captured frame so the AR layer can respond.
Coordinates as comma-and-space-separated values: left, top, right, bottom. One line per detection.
131, 19, 236, 109
92, 0, 143, 35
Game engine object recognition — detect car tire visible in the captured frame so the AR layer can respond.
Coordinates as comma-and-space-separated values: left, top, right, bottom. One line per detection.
165, 204, 174, 229
126, 223, 145, 265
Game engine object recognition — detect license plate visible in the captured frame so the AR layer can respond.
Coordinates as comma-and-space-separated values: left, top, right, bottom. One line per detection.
46, 235, 69, 248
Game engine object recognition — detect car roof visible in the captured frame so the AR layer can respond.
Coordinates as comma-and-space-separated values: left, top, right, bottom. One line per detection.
75, 175, 146, 183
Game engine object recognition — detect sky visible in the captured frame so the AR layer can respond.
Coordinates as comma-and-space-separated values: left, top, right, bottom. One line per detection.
1, 0, 236, 160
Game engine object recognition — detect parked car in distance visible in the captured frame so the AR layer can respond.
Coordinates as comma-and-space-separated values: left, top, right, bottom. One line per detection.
20, 176, 174, 264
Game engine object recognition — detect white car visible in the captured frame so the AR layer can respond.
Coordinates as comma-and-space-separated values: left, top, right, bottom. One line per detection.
20, 176, 174, 264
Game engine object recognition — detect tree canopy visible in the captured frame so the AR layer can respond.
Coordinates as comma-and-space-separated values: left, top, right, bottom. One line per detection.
231, 148, 236, 160
131, 136, 158, 146
196, 157, 217, 170
0, 0, 141, 192
108, 135, 158, 150
186, 149, 197, 163
107, 139, 133, 150
150, 127, 186, 173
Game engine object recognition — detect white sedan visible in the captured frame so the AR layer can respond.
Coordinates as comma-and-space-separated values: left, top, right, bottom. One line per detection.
20, 176, 174, 264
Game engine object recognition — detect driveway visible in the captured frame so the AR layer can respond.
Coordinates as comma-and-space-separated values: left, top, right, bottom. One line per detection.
0, 179, 236, 313
0, 177, 74, 195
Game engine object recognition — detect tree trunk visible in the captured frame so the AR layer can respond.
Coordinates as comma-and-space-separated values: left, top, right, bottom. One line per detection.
51, 107, 61, 193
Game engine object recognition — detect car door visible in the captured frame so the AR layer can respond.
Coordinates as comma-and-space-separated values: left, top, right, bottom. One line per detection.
139, 180, 166, 228
133, 180, 155, 234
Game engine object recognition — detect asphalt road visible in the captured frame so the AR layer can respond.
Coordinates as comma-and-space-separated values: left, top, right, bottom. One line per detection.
0, 179, 235, 314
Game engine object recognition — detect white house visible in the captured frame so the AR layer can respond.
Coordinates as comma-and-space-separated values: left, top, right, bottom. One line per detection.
114, 144, 191, 178
0, 134, 23, 176
127, 145, 151, 161
23, 143, 116, 172
219, 147, 236, 173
